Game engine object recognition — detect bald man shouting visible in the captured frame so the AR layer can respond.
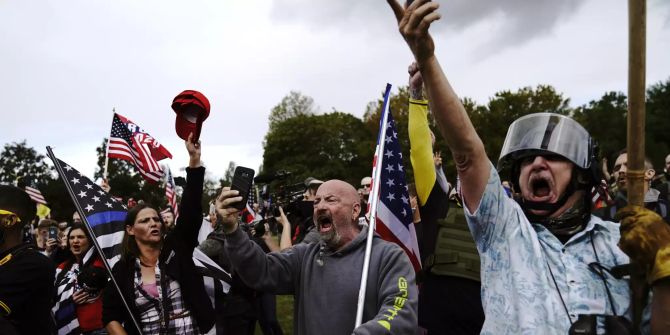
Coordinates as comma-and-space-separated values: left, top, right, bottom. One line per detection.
216, 180, 417, 335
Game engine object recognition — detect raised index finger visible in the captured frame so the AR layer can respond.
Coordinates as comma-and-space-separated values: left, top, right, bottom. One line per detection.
387, 0, 404, 23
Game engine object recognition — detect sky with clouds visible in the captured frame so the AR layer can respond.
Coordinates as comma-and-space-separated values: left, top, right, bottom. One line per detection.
1, 0, 669, 183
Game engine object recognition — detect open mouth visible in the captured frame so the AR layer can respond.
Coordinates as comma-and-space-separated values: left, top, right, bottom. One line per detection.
316, 214, 333, 233
530, 176, 554, 201
150, 228, 161, 236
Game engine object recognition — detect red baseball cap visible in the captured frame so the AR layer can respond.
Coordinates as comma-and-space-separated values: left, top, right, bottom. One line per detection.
171, 90, 210, 141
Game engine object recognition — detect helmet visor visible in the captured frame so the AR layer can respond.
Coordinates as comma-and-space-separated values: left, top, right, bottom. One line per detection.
498, 113, 592, 170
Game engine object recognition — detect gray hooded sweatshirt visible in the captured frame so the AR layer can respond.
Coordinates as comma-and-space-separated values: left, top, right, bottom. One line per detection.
223, 225, 418, 335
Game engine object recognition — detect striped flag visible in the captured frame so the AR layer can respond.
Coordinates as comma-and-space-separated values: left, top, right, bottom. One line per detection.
164, 166, 179, 218
108, 113, 172, 183
52, 248, 96, 334
17, 177, 48, 205
369, 89, 422, 273
47, 150, 231, 334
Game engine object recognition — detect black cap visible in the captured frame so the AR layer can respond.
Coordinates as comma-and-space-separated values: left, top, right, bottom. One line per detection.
0, 184, 35, 225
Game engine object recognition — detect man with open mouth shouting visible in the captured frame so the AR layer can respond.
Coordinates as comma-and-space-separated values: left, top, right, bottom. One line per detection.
387, 0, 670, 334
215, 179, 418, 335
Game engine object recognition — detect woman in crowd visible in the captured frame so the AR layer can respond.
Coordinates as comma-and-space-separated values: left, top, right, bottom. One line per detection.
53, 223, 108, 334
103, 134, 215, 335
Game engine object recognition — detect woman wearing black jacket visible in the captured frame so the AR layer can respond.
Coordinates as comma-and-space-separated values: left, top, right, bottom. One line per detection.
103, 134, 214, 334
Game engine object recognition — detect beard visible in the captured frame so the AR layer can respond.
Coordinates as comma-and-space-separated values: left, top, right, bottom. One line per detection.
319, 223, 342, 250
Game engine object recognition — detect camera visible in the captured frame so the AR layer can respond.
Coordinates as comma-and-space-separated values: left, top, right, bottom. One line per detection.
77, 266, 108, 297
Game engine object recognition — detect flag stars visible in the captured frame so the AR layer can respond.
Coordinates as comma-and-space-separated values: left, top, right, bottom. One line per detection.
71, 177, 80, 184
385, 136, 393, 144
393, 131, 398, 138
105, 202, 112, 208
92, 196, 100, 202
386, 179, 395, 187
401, 195, 409, 205
401, 208, 407, 217
386, 193, 396, 202
398, 164, 404, 172
385, 150, 393, 158
85, 204, 94, 212
64, 165, 73, 171
85, 184, 93, 190
385, 164, 395, 173
78, 191, 87, 198
98, 190, 106, 195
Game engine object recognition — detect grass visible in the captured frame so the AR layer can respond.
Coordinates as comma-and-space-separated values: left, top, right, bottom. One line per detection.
255, 294, 294, 335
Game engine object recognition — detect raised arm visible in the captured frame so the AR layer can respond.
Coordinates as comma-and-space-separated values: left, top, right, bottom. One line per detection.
388, 0, 489, 212
173, 133, 205, 249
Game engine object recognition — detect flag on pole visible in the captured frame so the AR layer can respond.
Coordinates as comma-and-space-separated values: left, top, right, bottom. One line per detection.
47, 150, 232, 334
108, 113, 172, 183
371, 108, 422, 272
164, 166, 179, 218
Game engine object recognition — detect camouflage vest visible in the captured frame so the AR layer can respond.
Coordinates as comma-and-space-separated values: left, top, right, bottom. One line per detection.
425, 204, 481, 282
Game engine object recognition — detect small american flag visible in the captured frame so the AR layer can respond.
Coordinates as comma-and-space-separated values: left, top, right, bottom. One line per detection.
24, 182, 47, 205
164, 166, 179, 218
370, 86, 422, 273
108, 113, 172, 183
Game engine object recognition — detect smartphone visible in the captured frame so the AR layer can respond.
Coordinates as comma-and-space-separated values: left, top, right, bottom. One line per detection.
230, 166, 255, 211
48, 226, 58, 240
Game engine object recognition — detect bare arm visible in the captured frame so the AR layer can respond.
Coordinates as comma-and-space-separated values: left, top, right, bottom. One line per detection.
389, 0, 489, 212
105, 321, 128, 335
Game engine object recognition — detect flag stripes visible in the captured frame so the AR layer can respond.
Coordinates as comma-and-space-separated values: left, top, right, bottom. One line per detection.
25, 185, 47, 205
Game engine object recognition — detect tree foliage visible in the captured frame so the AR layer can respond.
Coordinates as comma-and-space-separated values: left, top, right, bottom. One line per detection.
646, 78, 670, 170
573, 92, 628, 162
263, 111, 375, 187
268, 91, 316, 131
0, 140, 53, 186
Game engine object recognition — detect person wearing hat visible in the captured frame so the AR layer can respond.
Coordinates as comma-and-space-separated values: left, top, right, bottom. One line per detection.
386, 1, 670, 333
0, 185, 56, 334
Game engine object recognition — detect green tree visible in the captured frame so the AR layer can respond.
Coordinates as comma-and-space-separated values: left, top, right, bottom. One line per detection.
263, 112, 375, 187
0, 140, 53, 186
268, 91, 316, 131
573, 92, 628, 163
646, 78, 670, 170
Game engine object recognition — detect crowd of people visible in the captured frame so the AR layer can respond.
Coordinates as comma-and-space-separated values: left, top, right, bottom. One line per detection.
2, 1, 670, 334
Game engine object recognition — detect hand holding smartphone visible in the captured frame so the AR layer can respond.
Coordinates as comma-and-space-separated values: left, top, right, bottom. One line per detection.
48, 226, 58, 241
230, 166, 255, 211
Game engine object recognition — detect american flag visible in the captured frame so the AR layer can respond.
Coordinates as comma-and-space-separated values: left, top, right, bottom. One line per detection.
47, 150, 231, 334
21, 178, 48, 205
108, 113, 172, 183
164, 166, 179, 218
370, 91, 422, 273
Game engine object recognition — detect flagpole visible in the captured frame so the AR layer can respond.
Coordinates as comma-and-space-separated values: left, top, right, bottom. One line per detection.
103, 108, 115, 180
355, 83, 393, 327
46, 146, 143, 334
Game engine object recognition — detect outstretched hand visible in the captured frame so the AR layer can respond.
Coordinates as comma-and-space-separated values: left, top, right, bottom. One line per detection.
215, 187, 243, 234
186, 132, 202, 168
388, 0, 441, 65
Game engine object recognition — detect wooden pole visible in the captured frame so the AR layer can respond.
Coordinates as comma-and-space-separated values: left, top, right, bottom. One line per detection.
627, 0, 647, 331
626, 0, 646, 207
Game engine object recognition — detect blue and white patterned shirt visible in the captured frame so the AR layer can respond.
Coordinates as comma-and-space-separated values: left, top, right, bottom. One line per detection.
464, 163, 632, 334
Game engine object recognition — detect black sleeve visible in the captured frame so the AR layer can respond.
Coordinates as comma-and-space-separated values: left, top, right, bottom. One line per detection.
173, 166, 205, 250
418, 183, 450, 263
102, 263, 129, 327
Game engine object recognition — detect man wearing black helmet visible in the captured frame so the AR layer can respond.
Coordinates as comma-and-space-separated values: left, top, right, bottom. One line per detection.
0, 185, 56, 334
386, 1, 669, 334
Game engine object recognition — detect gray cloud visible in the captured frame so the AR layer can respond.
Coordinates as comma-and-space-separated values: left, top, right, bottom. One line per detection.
270, 0, 585, 52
